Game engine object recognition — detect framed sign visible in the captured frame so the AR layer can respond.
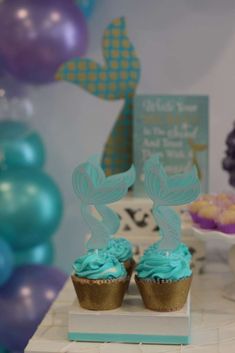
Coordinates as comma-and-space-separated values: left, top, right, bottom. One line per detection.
133, 95, 209, 197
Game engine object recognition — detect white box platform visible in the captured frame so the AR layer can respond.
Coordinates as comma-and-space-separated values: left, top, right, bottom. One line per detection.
68, 282, 191, 345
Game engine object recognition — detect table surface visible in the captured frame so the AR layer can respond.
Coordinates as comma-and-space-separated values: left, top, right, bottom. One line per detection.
26, 262, 235, 353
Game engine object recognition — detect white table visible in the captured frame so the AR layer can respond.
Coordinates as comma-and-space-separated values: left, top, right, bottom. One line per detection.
26, 262, 235, 353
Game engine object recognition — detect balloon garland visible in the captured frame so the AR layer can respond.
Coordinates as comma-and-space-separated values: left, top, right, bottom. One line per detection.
0, 266, 67, 352
75, 0, 96, 18
0, 0, 90, 350
0, 0, 88, 85
0, 120, 66, 351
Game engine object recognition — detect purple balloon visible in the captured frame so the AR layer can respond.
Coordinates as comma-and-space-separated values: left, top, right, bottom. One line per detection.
0, 0, 88, 84
0, 265, 67, 351
0, 57, 6, 78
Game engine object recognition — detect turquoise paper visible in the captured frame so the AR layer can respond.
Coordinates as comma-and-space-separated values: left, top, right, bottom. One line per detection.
72, 158, 135, 250
68, 332, 190, 345
144, 154, 200, 251
134, 95, 208, 197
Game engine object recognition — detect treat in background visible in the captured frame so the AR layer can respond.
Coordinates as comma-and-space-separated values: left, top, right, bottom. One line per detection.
217, 209, 235, 234
197, 204, 220, 230
188, 199, 209, 223
188, 193, 235, 233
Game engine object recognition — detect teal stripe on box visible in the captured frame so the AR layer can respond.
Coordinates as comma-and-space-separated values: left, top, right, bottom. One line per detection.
68, 332, 190, 345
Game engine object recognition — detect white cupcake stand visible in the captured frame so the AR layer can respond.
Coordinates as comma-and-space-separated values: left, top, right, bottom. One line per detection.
192, 226, 235, 301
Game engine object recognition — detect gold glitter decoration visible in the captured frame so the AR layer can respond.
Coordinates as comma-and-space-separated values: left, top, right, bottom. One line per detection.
135, 275, 192, 312
123, 258, 136, 277
71, 275, 128, 311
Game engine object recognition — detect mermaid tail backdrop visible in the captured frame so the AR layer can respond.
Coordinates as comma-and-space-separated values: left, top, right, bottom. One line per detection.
56, 17, 141, 175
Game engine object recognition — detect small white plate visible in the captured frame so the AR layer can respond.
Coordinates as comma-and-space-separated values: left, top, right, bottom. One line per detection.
191, 226, 235, 244
191, 225, 235, 301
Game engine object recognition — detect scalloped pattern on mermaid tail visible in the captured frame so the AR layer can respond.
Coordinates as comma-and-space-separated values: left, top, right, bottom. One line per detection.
73, 161, 135, 205
73, 159, 136, 250
144, 154, 200, 252
72, 162, 105, 204
144, 155, 200, 206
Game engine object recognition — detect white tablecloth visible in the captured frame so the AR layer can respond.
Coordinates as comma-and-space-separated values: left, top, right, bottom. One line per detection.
25, 262, 235, 353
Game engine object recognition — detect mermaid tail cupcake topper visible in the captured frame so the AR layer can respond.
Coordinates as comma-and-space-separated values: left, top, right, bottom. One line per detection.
72, 156, 135, 250
144, 154, 200, 251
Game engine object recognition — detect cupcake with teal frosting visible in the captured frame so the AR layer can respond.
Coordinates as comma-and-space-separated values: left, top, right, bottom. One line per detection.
135, 154, 200, 311
144, 242, 192, 263
72, 250, 128, 310
106, 237, 135, 276
135, 245, 192, 312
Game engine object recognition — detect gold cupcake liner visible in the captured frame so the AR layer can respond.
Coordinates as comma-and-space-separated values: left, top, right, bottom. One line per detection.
123, 258, 136, 277
71, 275, 129, 311
135, 275, 192, 312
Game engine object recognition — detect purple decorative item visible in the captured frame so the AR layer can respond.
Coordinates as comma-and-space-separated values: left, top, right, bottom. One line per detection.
217, 224, 235, 234
222, 122, 235, 187
0, 265, 67, 351
0, 58, 6, 78
196, 216, 217, 230
0, 0, 88, 84
189, 211, 200, 224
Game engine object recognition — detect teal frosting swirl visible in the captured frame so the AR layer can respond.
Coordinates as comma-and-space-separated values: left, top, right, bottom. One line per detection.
136, 245, 192, 281
106, 237, 133, 262
73, 250, 127, 279
144, 242, 192, 262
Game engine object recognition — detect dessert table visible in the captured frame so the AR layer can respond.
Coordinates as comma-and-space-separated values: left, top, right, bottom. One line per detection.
25, 262, 235, 353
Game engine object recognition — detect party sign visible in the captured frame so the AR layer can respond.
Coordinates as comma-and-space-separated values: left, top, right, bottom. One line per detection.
134, 95, 208, 196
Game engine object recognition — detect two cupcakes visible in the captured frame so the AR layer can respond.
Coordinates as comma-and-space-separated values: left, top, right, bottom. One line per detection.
71, 154, 200, 312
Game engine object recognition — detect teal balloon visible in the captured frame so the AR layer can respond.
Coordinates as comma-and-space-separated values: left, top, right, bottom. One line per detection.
14, 241, 54, 266
0, 238, 14, 286
0, 120, 45, 170
0, 169, 63, 250
76, 0, 95, 18
0, 346, 8, 353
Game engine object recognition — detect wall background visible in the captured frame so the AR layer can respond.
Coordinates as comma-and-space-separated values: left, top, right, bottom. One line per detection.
29, 0, 235, 272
